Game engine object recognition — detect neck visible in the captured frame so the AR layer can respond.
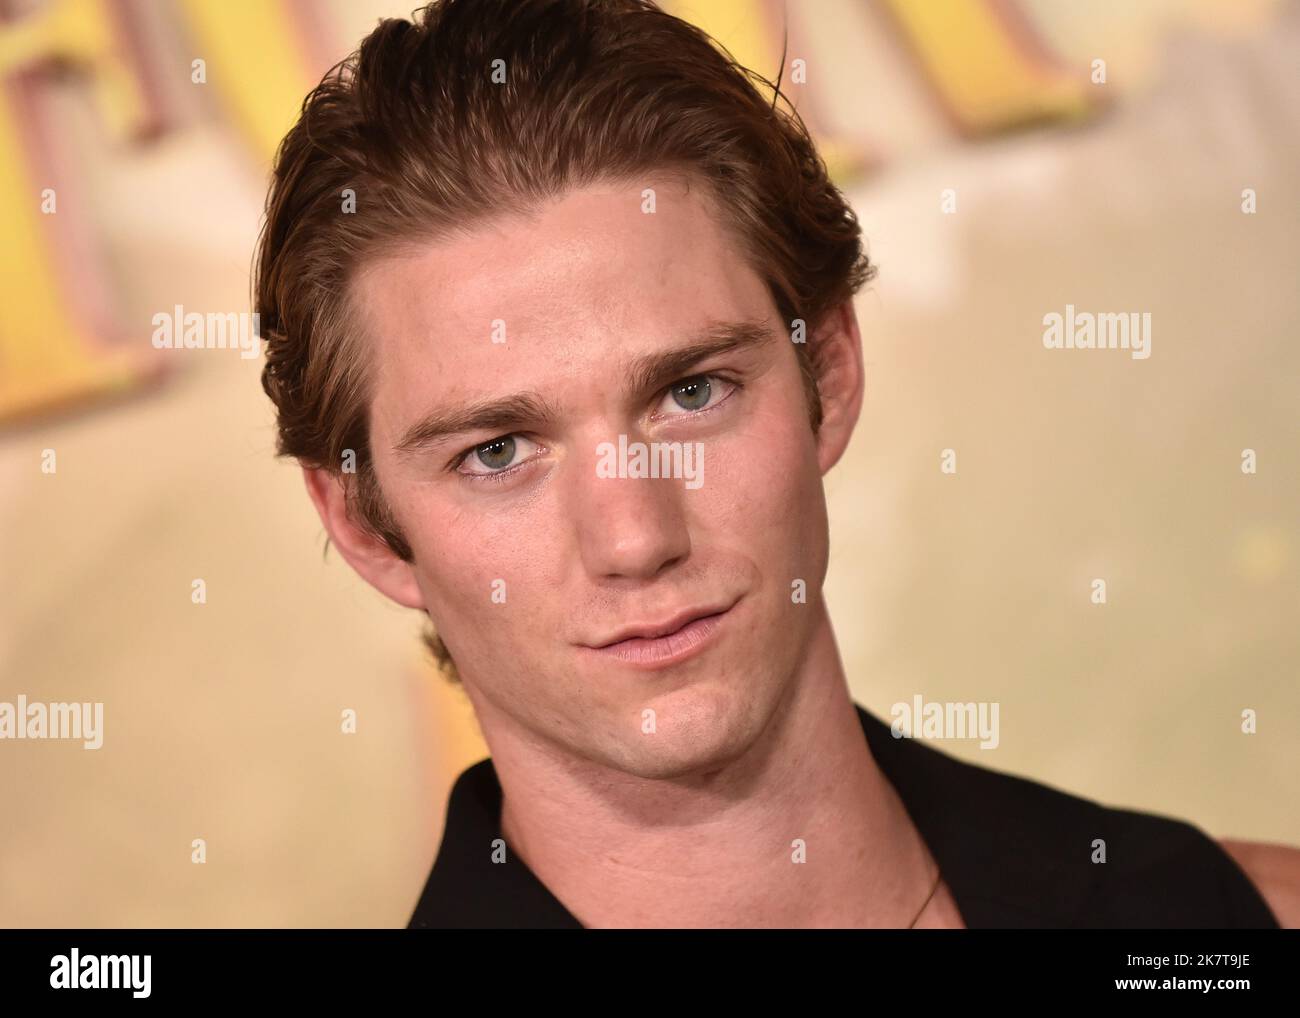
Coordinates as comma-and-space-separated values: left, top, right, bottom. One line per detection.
470, 606, 935, 927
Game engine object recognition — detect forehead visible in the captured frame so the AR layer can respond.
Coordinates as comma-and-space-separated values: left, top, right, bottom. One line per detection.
351, 176, 773, 434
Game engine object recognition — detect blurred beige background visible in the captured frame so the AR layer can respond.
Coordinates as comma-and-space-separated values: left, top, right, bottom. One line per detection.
0, 0, 1296, 926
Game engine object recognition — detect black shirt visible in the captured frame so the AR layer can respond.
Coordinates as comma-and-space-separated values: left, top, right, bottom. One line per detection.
407, 702, 1279, 928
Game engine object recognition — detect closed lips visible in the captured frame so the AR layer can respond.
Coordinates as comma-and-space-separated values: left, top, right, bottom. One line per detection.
588, 604, 732, 648
580, 600, 738, 668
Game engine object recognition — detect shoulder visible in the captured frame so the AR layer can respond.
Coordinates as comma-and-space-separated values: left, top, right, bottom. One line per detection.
961, 770, 1284, 927
858, 708, 1283, 927
1218, 838, 1300, 928
968, 768, 1279, 926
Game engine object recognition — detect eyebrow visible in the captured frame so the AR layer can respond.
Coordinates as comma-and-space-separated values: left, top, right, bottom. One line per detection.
392, 317, 775, 459
626, 318, 775, 397
393, 391, 559, 459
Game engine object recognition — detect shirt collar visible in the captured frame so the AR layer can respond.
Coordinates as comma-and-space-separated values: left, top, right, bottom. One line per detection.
408, 703, 1033, 928
407, 702, 1238, 928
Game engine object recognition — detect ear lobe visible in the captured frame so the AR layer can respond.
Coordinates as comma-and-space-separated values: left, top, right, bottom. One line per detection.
812, 300, 866, 475
301, 465, 426, 610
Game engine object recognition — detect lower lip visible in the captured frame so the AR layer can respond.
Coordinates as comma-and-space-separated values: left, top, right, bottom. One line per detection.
585, 608, 732, 668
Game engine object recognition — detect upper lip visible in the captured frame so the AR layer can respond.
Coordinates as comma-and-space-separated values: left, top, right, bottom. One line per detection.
586, 602, 734, 649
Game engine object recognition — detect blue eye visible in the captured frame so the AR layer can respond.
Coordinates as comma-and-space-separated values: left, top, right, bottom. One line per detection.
670, 376, 711, 411
457, 434, 540, 478
474, 436, 516, 470
656, 374, 735, 417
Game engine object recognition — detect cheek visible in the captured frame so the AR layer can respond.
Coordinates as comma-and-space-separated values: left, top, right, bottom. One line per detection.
698, 379, 824, 550
404, 493, 561, 658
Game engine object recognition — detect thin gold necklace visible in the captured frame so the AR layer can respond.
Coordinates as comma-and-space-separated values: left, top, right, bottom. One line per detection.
907, 867, 943, 928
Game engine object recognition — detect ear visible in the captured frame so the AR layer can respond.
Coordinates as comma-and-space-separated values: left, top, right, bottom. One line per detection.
301, 465, 426, 610
812, 299, 866, 474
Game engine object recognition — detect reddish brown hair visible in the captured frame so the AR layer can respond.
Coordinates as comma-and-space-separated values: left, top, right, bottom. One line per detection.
256, 0, 874, 672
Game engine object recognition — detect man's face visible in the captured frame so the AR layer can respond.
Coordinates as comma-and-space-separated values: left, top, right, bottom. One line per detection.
350, 175, 836, 778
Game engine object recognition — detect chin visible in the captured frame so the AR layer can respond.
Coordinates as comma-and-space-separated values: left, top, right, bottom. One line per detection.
604, 680, 766, 779
609, 737, 741, 781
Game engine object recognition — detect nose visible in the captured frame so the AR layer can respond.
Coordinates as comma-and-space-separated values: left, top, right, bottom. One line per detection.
567, 437, 693, 581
